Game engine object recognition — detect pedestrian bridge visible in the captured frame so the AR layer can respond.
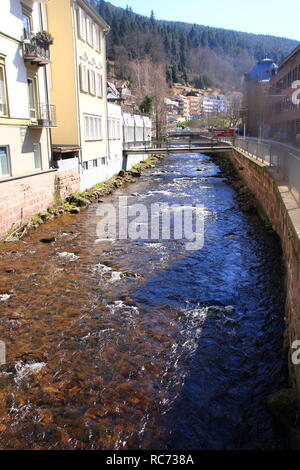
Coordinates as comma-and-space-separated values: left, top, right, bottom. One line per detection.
123, 137, 232, 156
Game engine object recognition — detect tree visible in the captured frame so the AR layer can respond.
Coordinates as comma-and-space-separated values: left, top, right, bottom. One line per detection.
226, 94, 242, 128
139, 95, 153, 115
130, 58, 168, 141
150, 10, 155, 22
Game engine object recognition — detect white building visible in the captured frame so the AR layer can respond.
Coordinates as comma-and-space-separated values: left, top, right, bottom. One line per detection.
0, 0, 54, 179
203, 95, 227, 114
122, 113, 151, 145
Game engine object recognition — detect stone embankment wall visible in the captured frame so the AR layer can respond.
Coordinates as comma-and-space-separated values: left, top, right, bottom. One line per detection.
227, 148, 300, 392
0, 168, 80, 237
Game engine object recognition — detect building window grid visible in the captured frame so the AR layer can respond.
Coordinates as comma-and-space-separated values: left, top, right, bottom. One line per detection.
109, 118, 121, 140
84, 114, 102, 141
77, 7, 102, 52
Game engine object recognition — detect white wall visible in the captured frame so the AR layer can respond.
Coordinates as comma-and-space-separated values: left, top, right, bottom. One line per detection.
0, 1, 52, 177
108, 101, 122, 160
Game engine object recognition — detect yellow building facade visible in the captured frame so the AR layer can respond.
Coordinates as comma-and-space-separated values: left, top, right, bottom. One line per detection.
46, 0, 109, 190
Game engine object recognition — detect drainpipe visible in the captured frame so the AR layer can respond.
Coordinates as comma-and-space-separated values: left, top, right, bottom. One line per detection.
104, 28, 110, 164
38, 2, 52, 169
72, 1, 83, 177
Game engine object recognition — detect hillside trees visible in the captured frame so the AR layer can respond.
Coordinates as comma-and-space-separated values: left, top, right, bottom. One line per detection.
96, 0, 298, 90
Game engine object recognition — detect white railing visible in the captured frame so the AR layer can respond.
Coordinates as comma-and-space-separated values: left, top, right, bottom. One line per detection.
235, 137, 300, 206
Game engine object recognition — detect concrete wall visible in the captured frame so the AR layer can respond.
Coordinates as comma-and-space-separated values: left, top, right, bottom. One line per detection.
0, 167, 80, 236
227, 148, 300, 392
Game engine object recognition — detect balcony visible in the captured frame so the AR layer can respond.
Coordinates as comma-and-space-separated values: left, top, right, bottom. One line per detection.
28, 103, 57, 128
23, 32, 52, 66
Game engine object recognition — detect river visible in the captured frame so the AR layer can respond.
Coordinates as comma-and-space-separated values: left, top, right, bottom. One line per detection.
0, 152, 287, 450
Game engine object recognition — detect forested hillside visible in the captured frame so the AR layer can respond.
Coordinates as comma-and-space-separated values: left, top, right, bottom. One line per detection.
93, 0, 298, 90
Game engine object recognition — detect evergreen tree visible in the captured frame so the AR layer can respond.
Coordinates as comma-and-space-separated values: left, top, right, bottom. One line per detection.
139, 95, 153, 115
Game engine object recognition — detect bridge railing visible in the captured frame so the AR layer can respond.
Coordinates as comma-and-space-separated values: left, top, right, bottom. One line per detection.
123, 137, 230, 152
235, 137, 300, 205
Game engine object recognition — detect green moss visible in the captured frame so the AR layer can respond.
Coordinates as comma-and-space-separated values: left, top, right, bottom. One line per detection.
31, 215, 44, 225
0, 154, 163, 243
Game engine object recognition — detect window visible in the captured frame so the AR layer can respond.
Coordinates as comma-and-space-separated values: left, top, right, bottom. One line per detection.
84, 114, 102, 141
27, 78, 37, 119
79, 60, 88, 92
93, 159, 98, 167
77, 7, 86, 41
0, 64, 8, 116
94, 25, 101, 51
33, 143, 42, 170
22, 13, 31, 39
22, 3, 32, 39
0, 146, 10, 177
89, 66, 96, 95
83, 161, 88, 170
96, 71, 103, 97
86, 18, 93, 46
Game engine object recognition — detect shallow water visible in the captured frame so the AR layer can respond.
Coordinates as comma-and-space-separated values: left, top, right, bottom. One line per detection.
0, 153, 287, 449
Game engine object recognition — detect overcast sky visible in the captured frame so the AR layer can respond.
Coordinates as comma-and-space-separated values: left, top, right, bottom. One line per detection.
107, 0, 300, 41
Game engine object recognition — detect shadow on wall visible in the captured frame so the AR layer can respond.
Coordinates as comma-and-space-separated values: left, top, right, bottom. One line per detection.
21, 128, 43, 154
9, 0, 21, 18
9, 0, 30, 86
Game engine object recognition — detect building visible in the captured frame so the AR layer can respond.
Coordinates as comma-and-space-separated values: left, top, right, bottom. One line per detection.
185, 92, 203, 117
122, 113, 151, 145
0, 0, 80, 236
243, 58, 278, 137
203, 95, 227, 114
267, 45, 300, 143
177, 95, 190, 119
46, 0, 109, 191
0, 0, 54, 181
107, 81, 123, 178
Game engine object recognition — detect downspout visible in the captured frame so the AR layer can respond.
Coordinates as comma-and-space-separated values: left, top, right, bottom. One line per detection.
72, 1, 83, 174
38, 2, 52, 169
104, 28, 111, 163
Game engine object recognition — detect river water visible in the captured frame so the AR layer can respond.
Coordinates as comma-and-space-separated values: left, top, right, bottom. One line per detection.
0, 153, 287, 450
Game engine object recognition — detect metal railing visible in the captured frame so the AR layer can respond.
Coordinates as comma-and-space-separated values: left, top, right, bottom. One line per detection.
23, 37, 50, 65
234, 137, 300, 205
123, 138, 232, 152
29, 103, 57, 128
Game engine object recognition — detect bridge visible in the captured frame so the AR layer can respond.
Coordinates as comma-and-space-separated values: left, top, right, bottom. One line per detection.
123, 134, 233, 156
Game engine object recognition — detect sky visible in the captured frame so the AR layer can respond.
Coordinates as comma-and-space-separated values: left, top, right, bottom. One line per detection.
107, 0, 300, 41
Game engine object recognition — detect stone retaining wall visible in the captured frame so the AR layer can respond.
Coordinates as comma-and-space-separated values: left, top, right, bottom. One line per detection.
0, 168, 80, 237
228, 148, 300, 392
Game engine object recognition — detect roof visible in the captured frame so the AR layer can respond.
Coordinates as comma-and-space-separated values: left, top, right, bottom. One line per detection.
278, 44, 300, 70
246, 58, 278, 82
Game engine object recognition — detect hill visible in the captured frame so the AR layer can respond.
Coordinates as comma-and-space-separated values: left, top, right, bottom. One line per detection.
93, 0, 298, 91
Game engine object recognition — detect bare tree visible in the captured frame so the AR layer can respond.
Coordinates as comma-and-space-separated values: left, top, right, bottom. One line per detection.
130, 58, 168, 141
226, 94, 242, 128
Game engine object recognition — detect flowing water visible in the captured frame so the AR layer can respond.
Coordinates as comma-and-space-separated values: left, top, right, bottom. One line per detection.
0, 153, 287, 450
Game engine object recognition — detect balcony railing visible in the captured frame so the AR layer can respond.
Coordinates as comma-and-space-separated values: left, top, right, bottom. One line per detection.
29, 103, 57, 128
23, 37, 51, 66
